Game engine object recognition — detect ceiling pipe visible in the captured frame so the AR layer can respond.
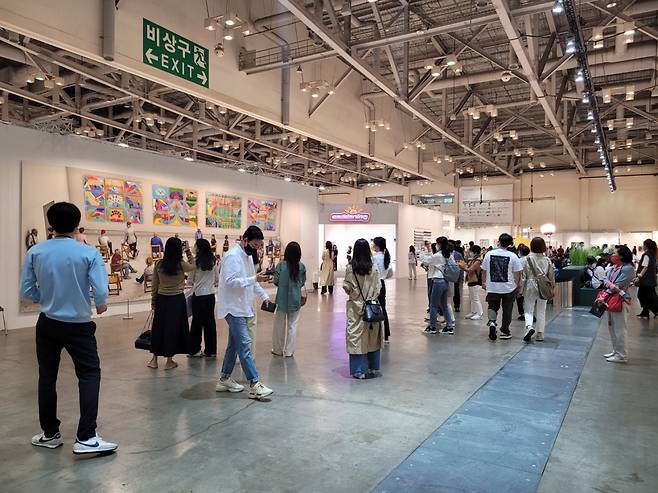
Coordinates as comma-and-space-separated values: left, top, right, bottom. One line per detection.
102, 0, 115, 61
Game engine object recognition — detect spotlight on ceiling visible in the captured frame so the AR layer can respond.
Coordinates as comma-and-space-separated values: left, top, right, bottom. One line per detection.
552, 0, 564, 14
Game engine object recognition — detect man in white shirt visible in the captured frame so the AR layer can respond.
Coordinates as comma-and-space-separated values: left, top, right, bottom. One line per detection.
215, 226, 274, 400
481, 233, 523, 341
98, 229, 113, 254
124, 221, 138, 259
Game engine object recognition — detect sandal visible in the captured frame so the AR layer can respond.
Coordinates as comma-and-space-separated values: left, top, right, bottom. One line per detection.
164, 361, 178, 370
147, 360, 158, 369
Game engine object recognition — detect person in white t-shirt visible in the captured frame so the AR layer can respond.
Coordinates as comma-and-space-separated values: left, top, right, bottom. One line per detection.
481, 233, 523, 341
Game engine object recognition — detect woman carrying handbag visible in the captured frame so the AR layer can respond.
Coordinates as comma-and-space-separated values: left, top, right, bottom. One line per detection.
343, 239, 383, 379
599, 246, 635, 364
272, 242, 306, 357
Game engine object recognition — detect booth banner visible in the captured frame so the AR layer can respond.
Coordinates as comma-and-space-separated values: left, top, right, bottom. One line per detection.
83, 175, 144, 223
330, 207, 371, 223
247, 199, 279, 231
152, 184, 198, 227
206, 193, 241, 229
320, 203, 398, 224
459, 184, 513, 224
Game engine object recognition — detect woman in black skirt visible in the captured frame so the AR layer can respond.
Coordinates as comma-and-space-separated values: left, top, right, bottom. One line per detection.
148, 237, 195, 370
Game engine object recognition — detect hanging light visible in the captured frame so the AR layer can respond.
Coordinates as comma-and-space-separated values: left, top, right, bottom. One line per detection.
430, 65, 442, 77
575, 70, 584, 83
183, 155, 194, 162
587, 110, 594, 121
472, 110, 481, 120
509, 129, 518, 140
552, 0, 564, 14
625, 85, 635, 101
582, 93, 589, 104
117, 142, 129, 148
444, 54, 457, 66
494, 131, 503, 142
592, 27, 604, 49
528, 161, 535, 169
607, 119, 615, 131
284, 176, 292, 182
602, 89, 612, 103
204, 18, 217, 31
565, 38, 576, 54
318, 185, 326, 191
626, 117, 634, 128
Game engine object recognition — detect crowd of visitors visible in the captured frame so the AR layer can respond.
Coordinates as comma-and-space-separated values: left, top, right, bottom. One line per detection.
19, 202, 658, 456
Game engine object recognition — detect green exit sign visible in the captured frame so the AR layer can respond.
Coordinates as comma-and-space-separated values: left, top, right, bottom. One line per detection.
142, 18, 209, 87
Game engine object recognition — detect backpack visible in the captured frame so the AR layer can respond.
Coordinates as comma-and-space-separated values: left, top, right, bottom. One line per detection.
443, 257, 461, 283
528, 257, 555, 300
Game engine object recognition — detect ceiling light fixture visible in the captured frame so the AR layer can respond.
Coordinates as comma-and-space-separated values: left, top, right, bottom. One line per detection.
625, 85, 635, 101
444, 54, 457, 66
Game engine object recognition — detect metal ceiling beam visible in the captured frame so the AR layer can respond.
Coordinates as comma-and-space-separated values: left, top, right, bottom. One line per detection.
0, 36, 426, 186
370, 3, 402, 94
588, 2, 658, 42
278, 0, 516, 179
492, 0, 586, 174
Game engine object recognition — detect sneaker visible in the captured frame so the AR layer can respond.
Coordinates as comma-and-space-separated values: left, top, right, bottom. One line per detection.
464, 312, 475, 319
441, 326, 455, 335
499, 330, 512, 340
31, 432, 63, 449
636, 313, 650, 319
424, 316, 430, 322
603, 351, 616, 358
423, 326, 437, 335
454, 307, 460, 313
271, 350, 283, 356
487, 321, 497, 341
204, 353, 216, 359
215, 377, 245, 393
383, 339, 390, 345
470, 314, 483, 320
352, 373, 365, 380
187, 351, 204, 358
73, 435, 118, 455
606, 354, 628, 364
523, 327, 535, 343
535, 332, 544, 342
248, 382, 273, 400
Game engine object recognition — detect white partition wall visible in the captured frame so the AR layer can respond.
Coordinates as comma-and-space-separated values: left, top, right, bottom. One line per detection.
0, 125, 319, 330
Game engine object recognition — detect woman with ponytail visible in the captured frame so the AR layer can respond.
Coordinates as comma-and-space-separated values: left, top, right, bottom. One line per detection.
372, 237, 392, 343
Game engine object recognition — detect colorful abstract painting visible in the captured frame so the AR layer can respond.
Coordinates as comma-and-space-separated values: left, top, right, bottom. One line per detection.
83, 175, 143, 223
152, 184, 198, 227
206, 193, 242, 229
247, 199, 279, 232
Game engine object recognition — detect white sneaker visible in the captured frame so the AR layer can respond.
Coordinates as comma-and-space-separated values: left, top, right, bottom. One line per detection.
73, 435, 118, 455
248, 382, 273, 400
187, 350, 204, 358
215, 377, 245, 393
470, 314, 483, 320
603, 351, 616, 358
31, 432, 63, 449
464, 312, 475, 319
523, 326, 536, 343
606, 354, 628, 364
535, 332, 544, 342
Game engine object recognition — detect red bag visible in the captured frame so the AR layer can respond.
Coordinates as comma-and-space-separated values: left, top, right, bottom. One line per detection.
595, 290, 624, 312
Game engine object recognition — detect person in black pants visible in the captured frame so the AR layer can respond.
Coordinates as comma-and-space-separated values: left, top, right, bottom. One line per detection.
373, 237, 391, 343
20, 201, 117, 454
188, 239, 219, 357
635, 239, 658, 319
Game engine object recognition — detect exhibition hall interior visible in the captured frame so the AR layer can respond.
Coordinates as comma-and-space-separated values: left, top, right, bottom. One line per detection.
1, 0, 657, 491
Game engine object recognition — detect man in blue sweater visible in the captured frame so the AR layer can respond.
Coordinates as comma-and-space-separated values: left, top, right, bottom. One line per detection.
20, 202, 117, 455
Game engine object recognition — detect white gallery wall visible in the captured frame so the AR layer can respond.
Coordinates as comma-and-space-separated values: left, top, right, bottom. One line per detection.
0, 124, 319, 330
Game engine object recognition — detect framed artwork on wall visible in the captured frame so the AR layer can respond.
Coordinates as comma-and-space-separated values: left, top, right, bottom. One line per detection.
206, 193, 242, 229
152, 184, 198, 227
83, 175, 143, 223
247, 198, 279, 232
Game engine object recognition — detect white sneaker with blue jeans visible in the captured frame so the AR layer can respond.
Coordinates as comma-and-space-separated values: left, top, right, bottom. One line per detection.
220, 314, 259, 383
73, 435, 118, 454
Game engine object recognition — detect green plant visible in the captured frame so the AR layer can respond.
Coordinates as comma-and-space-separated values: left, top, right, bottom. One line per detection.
569, 247, 602, 266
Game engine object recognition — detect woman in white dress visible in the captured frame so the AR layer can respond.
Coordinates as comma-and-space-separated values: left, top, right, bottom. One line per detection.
320, 241, 335, 294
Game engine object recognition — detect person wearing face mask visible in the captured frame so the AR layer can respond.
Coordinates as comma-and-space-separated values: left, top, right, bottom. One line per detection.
601, 246, 636, 363
215, 226, 274, 399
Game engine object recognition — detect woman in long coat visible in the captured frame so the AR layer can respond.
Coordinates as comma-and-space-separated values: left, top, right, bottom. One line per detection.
343, 238, 382, 379
320, 240, 335, 294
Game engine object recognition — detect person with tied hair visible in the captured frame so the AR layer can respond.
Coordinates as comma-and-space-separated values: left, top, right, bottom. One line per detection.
343, 238, 383, 379
271, 241, 307, 357
420, 236, 456, 335
20, 201, 117, 455
188, 238, 219, 358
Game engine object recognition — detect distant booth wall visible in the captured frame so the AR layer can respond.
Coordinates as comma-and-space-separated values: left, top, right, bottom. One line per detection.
318, 203, 450, 280
0, 125, 319, 330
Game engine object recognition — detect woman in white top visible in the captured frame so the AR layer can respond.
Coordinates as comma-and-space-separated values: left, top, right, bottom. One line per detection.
372, 237, 392, 343
520, 237, 555, 343
408, 245, 417, 280
188, 239, 219, 358
319, 241, 335, 295
420, 237, 455, 334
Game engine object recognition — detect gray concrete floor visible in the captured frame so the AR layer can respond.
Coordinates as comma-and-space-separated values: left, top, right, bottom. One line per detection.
1, 279, 656, 493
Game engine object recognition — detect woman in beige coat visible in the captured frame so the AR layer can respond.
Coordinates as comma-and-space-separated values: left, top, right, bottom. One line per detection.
343, 238, 383, 379
320, 240, 335, 294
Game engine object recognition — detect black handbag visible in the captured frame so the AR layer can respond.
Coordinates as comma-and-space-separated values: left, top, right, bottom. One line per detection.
589, 301, 607, 318
354, 272, 385, 324
134, 310, 153, 350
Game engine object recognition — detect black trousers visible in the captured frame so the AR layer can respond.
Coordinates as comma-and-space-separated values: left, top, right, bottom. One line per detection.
453, 281, 462, 310
427, 278, 433, 309
321, 285, 334, 294
378, 280, 390, 340
36, 314, 100, 441
486, 291, 516, 333
188, 294, 217, 355
637, 286, 658, 315
517, 296, 525, 315
129, 242, 138, 258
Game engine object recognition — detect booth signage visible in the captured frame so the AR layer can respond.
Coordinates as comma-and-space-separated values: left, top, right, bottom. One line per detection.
330, 207, 371, 223
143, 18, 209, 87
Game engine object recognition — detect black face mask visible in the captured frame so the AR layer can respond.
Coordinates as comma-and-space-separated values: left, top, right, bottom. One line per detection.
244, 245, 259, 264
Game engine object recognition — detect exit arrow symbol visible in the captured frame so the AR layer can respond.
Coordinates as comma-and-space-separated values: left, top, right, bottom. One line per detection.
145, 48, 158, 65
197, 71, 208, 85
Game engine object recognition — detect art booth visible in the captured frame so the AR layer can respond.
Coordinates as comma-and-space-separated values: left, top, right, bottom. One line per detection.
318, 203, 453, 279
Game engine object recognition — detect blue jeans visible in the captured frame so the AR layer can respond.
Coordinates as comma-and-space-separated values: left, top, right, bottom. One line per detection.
430, 278, 454, 328
220, 314, 259, 383
349, 350, 381, 376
